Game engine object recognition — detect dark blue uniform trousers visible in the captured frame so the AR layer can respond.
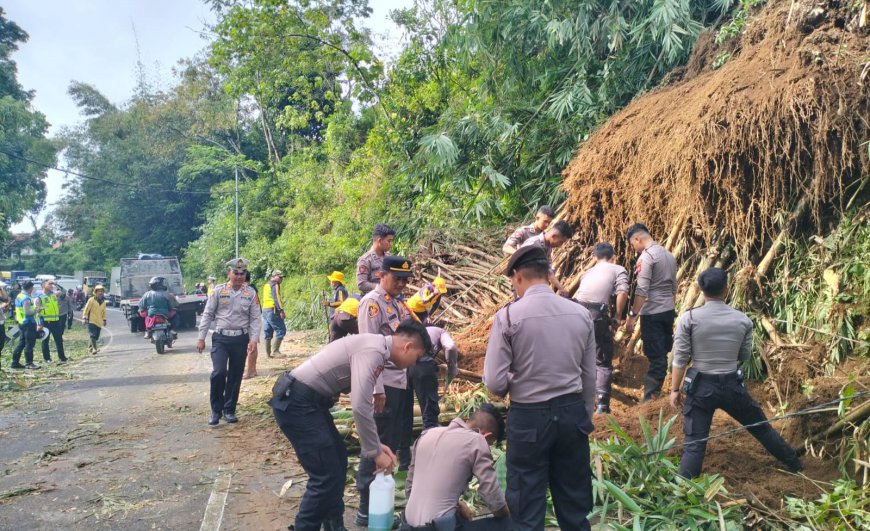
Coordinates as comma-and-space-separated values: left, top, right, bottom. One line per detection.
506, 394, 594, 531
12, 322, 37, 365
209, 333, 248, 415
272, 387, 346, 531
680, 372, 801, 478
640, 309, 675, 399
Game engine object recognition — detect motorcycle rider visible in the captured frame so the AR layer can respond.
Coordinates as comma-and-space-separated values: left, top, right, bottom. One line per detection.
138, 277, 180, 339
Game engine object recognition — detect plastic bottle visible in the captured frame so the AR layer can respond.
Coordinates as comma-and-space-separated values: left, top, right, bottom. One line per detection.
368, 472, 395, 531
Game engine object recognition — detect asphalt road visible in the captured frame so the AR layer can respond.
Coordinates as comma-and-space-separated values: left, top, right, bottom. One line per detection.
0, 307, 306, 530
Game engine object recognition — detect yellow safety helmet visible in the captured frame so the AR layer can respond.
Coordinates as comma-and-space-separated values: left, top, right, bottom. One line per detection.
433, 277, 447, 294
327, 271, 345, 284
94, 285, 106, 292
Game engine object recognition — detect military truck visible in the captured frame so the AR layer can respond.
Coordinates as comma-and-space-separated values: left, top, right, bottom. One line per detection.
115, 255, 207, 333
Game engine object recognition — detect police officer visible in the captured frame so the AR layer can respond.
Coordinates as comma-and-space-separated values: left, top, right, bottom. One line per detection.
574, 242, 629, 413
356, 223, 395, 294
270, 323, 431, 531
484, 245, 597, 530
427, 325, 458, 385
356, 255, 415, 525
502, 205, 555, 255
519, 220, 574, 296
328, 294, 361, 343
197, 258, 262, 426
37, 279, 68, 364
402, 404, 510, 530
624, 223, 678, 402
10, 280, 40, 369
260, 269, 286, 358
670, 268, 803, 478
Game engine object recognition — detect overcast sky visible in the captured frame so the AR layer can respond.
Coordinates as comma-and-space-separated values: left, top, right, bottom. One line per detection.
6, 0, 410, 232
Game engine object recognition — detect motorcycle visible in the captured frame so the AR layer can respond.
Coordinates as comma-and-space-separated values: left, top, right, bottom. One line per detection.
140, 313, 175, 354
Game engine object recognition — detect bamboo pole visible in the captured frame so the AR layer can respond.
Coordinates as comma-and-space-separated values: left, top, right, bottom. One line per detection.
817, 400, 870, 439
757, 197, 808, 279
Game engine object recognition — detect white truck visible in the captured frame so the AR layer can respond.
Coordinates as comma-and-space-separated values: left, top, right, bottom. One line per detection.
115, 256, 207, 333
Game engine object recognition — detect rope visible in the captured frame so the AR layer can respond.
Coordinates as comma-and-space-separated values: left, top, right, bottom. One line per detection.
629, 390, 870, 458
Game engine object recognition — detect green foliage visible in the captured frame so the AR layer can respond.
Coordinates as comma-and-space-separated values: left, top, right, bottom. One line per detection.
715, 0, 764, 45
591, 411, 744, 529
0, 8, 57, 238
768, 208, 870, 370
785, 478, 870, 530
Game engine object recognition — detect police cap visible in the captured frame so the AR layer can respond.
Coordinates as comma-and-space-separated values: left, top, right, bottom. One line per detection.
505, 245, 549, 277
382, 256, 413, 278
225, 257, 250, 271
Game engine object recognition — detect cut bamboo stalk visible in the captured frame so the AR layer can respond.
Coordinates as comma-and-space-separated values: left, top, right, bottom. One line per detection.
757, 197, 808, 279
817, 399, 870, 440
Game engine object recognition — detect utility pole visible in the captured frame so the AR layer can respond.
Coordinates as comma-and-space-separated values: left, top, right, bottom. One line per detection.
234, 166, 239, 257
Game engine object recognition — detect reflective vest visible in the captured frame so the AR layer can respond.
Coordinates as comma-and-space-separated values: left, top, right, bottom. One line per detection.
38, 292, 60, 322
335, 297, 360, 317
260, 281, 282, 310
14, 292, 36, 325
407, 284, 442, 313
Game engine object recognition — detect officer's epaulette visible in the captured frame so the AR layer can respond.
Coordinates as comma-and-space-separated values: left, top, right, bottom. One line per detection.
499, 299, 517, 327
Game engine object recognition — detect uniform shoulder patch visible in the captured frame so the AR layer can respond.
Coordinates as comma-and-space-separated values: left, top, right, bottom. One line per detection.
358, 264, 369, 275
367, 304, 379, 318
373, 366, 383, 380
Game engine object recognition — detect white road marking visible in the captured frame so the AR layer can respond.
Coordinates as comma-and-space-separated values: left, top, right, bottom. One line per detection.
200, 465, 234, 531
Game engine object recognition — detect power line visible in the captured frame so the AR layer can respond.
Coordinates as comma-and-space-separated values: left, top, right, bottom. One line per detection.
0, 148, 232, 196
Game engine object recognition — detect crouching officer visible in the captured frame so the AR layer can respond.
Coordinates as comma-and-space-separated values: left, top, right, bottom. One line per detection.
328, 294, 361, 343
670, 268, 803, 478
484, 245, 597, 530
402, 404, 510, 530
270, 322, 432, 531
197, 258, 262, 427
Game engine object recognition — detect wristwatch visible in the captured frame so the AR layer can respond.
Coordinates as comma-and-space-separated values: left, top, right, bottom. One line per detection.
628, 310, 637, 317
670, 390, 680, 394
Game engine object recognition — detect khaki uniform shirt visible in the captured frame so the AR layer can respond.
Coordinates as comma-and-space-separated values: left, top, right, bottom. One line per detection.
519, 233, 555, 271
635, 241, 677, 315
427, 326, 458, 376
672, 300, 753, 374
356, 250, 389, 294
293, 335, 392, 458
405, 418, 506, 526
197, 282, 262, 340
358, 284, 411, 389
504, 223, 539, 250
484, 284, 597, 418
575, 262, 629, 305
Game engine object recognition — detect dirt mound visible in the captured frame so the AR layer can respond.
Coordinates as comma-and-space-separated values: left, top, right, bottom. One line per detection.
558, 0, 869, 279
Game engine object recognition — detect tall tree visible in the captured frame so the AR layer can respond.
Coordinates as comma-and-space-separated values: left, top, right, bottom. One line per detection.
0, 7, 56, 239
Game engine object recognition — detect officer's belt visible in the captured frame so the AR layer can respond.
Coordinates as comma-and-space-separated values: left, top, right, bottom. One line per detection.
284, 374, 335, 407
695, 370, 741, 384
577, 300, 608, 313
216, 328, 248, 337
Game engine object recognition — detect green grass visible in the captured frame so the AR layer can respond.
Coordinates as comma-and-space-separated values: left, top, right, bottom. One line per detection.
0, 322, 91, 396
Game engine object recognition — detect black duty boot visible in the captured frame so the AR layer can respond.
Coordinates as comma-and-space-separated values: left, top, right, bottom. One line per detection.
355, 489, 369, 526
641, 376, 661, 403
596, 393, 611, 414
321, 515, 348, 531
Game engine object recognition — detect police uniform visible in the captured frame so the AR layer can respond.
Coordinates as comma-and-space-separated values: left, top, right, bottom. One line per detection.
269, 334, 393, 531
503, 223, 540, 252
356, 256, 414, 518
427, 326, 458, 383
356, 250, 389, 294
328, 294, 360, 343
673, 300, 802, 478
574, 261, 629, 411
37, 288, 68, 363
484, 246, 597, 530
11, 289, 39, 368
634, 241, 678, 400
198, 258, 262, 422
402, 418, 507, 530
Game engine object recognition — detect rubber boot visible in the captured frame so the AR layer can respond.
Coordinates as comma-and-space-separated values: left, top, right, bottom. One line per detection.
596, 393, 611, 414
89, 338, 99, 355
642, 375, 661, 403
265, 339, 272, 358
273, 337, 283, 357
